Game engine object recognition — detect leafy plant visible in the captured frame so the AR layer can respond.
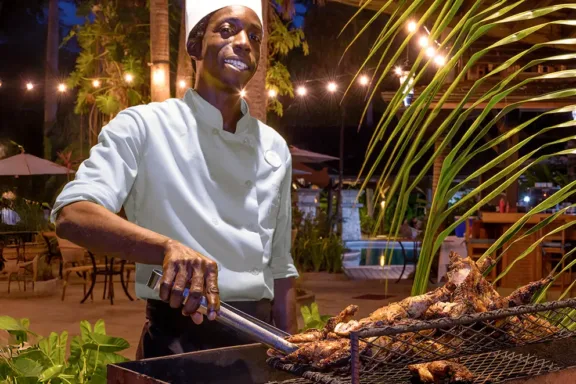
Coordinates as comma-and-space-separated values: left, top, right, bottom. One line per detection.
347, 1, 576, 296
300, 303, 332, 332
0, 317, 129, 384
292, 213, 344, 273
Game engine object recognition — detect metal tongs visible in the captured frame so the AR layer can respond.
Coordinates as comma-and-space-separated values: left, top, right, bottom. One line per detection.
147, 269, 298, 355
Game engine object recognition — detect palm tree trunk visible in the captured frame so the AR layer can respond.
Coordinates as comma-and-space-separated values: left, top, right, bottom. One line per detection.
150, 0, 171, 102
244, 0, 269, 122
176, 2, 193, 98
43, 0, 59, 159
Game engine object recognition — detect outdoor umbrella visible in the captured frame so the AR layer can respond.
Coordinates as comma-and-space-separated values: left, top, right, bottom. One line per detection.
289, 145, 339, 164
0, 153, 74, 176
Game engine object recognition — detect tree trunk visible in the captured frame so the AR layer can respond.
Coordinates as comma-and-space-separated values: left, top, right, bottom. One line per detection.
150, 0, 171, 102
176, 2, 194, 98
244, 0, 269, 122
43, 0, 59, 159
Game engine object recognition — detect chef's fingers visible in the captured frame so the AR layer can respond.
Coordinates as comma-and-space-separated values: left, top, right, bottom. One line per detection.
191, 312, 204, 325
204, 261, 220, 320
182, 261, 204, 316
159, 261, 177, 302
170, 264, 189, 308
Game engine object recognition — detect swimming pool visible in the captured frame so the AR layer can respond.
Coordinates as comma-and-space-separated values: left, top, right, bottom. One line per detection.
342, 240, 418, 280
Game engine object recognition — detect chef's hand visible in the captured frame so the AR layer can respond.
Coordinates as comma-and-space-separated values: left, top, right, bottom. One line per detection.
159, 240, 220, 324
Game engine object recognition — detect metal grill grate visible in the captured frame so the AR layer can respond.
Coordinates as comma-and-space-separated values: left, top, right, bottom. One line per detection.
268, 350, 562, 384
354, 298, 576, 370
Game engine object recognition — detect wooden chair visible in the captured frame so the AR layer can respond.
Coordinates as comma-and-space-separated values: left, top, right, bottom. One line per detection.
58, 237, 94, 301
538, 217, 573, 291
465, 218, 498, 282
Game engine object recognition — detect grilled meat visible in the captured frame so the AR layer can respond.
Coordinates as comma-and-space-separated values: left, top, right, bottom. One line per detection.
323, 305, 359, 335
278, 338, 353, 369
409, 360, 474, 383
334, 284, 455, 336
285, 329, 325, 344
498, 276, 553, 308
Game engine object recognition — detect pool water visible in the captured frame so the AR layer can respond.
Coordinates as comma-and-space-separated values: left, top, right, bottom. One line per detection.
360, 247, 416, 266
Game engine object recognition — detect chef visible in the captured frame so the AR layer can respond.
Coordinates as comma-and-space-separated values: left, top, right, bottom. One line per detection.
51, 0, 299, 359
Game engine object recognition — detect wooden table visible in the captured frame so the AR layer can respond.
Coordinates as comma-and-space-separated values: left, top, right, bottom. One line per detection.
479, 212, 576, 288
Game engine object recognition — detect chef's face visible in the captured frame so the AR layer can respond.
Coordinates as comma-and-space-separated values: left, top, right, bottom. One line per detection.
192, 6, 262, 92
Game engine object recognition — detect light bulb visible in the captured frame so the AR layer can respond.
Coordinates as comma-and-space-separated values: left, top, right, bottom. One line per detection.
178, 80, 187, 89
152, 68, 165, 85
58, 83, 66, 92
425, 46, 436, 58
0, 80, 3, 88
359, 75, 369, 86
327, 82, 337, 93
434, 55, 446, 66
394, 67, 404, 76
240, 89, 247, 97
92, 79, 101, 88
268, 89, 277, 98
407, 21, 417, 33
124, 73, 134, 83
296, 86, 307, 96
418, 36, 429, 47
26, 82, 34, 90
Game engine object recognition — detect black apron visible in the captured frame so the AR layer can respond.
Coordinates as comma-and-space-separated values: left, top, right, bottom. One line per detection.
136, 299, 273, 359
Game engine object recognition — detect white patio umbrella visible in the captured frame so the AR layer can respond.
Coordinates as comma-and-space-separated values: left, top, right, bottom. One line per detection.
289, 145, 339, 164
0, 153, 74, 176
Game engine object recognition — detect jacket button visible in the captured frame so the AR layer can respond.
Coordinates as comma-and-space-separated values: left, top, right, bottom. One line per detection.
212, 128, 219, 135
250, 268, 260, 275
245, 180, 253, 188
243, 138, 251, 145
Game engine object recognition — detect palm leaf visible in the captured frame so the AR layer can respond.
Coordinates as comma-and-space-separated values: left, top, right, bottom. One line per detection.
347, 1, 576, 296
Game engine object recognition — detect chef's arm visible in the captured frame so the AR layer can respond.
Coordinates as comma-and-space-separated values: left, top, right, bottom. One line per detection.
55, 201, 168, 265
270, 155, 300, 334
273, 277, 298, 334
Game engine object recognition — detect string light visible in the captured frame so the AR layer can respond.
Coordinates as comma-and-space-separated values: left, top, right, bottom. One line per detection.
268, 89, 277, 98
434, 55, 446, 66
58, 83, 67, 93
26, 82, 34, 91
296, 86, 307, 96
92, 79, 101, 88
240, 89, 246, 97
0, 80, 3, 88
178, 80, 187, 89
407, 21, 417, 33
359, 75, 369, 86
418, 36, 429, 48
327, 82, 337, 93
394, 67, 404, 76
124, 73, 134, 83
425, 46, 436, 58
152, 68, 165, 85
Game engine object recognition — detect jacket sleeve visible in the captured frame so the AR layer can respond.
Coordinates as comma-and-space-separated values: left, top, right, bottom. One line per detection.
50, 109, 146, 223
269, 154, 300, 280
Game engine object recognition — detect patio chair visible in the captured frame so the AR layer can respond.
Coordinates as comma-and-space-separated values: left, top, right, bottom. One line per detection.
0, 254, 39, 293
538, 217, 573, 291
465, 218, 498, 282
58, 237, 94, 301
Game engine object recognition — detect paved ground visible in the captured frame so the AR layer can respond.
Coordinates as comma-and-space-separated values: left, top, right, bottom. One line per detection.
0, 272, 419, 359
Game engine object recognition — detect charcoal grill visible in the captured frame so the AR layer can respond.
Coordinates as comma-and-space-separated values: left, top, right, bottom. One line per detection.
269, 298, 576, 384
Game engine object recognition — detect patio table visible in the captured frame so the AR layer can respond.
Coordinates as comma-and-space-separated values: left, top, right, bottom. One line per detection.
81, 251, 134, 305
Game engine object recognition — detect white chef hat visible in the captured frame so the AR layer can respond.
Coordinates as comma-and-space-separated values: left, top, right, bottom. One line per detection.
185, 0, 263, 44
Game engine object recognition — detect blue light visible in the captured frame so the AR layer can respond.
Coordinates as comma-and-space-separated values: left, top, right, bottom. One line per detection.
523, 196, 530, 203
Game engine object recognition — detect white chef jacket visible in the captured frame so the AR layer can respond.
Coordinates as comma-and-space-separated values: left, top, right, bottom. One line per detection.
51, 89, 299, 302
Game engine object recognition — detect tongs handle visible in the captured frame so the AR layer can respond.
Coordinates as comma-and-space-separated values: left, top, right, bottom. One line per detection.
147, 269, 298, 355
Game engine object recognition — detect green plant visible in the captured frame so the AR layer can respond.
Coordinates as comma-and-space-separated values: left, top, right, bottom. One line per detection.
0, 317, 129, 384
299, 303, 332, 332
348, 1, 576, 296
292, 213, 344, 273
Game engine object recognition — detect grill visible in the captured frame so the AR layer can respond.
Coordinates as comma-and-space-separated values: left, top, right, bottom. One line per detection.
268, 350, 562, 384
266, 298, 576, 384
